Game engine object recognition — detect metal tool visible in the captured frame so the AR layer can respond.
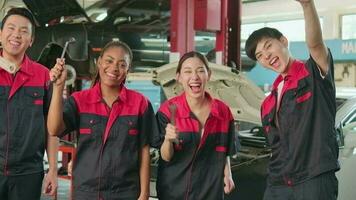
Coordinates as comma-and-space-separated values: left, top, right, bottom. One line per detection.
52, 37, 76, 82
169, 104, 177, 126
61, 37, 76, 59
169, 104, 180, 144
0, 56, 19, 74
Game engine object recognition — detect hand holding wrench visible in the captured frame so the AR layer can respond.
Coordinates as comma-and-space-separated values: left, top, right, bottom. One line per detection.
51, 37, 76, 83
169, 104, 180, 144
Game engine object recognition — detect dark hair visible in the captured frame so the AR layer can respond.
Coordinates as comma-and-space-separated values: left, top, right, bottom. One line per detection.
176, 51, 210, 74
245, 27, 283, 61
1, 7, 36, 38
91, 41, 133, 86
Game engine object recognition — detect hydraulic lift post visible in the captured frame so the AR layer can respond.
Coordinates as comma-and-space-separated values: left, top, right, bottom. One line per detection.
170, 0, 241, 68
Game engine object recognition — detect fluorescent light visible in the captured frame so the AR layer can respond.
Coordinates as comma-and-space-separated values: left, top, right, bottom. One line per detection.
96, 13, 107, 21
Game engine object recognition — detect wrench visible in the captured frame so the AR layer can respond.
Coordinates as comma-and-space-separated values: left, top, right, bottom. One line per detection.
169, 104, 180, 144
60, 37, 76, 59
52, 37, 76, 82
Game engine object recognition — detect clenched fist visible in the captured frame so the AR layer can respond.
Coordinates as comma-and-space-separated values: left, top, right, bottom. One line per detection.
49, 58, 67, 87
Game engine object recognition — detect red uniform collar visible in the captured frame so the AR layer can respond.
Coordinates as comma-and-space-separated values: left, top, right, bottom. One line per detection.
88, 82, 130, 105
175, 92, 224, 120
272, 59, 305, 90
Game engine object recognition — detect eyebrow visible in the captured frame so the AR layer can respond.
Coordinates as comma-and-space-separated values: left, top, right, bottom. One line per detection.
105, 55, 114, 60
255, 39, 271, 58
6, 22, 30, 30
104, 55, 126, 63
182, 66, 205, 70
182, 66, 192, 70
263, 39, 271, 48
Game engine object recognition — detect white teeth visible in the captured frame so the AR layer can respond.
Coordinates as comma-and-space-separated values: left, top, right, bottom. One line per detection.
106, 72, 117, 78
270, 58, 276, 65
9, 41, 20, 46
189, 83, 201, 87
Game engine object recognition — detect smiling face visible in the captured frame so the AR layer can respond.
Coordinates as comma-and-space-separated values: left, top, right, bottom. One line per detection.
97, 46, 130, 88
177, 56, 211, 99
255, 36, 291, 76
0, 14, 33, 61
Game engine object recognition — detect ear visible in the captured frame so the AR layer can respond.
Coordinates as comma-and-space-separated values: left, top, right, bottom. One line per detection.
97, 56, 102, 66
280, 36, 289, 48
29, 38, 34, 47
175, 72, 181, 84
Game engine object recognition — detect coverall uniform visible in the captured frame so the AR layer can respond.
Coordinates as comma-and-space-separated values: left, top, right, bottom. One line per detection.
155, 92, 238, 200
261, 50, 339, 200
61, 83, 156, 200
0, 54, 52, 200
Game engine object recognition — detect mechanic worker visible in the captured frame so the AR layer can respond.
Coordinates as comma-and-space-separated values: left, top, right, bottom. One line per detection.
47, 41, 156, 200
153, 51, 239, 200
245, 0, 339, 199
0, 7, 58, 200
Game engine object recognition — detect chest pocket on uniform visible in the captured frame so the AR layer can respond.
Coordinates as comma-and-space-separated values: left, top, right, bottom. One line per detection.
23, 87, 44, 106
295, 79, 312, 104
116, 117, 138, 137
78, 117, 103, 146
127, 121, 139, 136
80, 118, 102, 134
116, 117, 139, 150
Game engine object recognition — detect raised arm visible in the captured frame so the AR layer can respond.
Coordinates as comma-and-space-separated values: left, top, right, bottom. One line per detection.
47, 58, 67, 136
298, 0, 329, 74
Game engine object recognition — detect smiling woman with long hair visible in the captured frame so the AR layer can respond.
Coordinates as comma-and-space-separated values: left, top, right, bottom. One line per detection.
47, 41, 156, 200
154, 51, 239, 200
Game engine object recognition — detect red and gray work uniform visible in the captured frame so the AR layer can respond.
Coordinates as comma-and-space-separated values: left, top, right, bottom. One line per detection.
154, 92, 239, 200
61, 83, 156, 200
0, 54, 51, 199
261, 51, 339, 190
